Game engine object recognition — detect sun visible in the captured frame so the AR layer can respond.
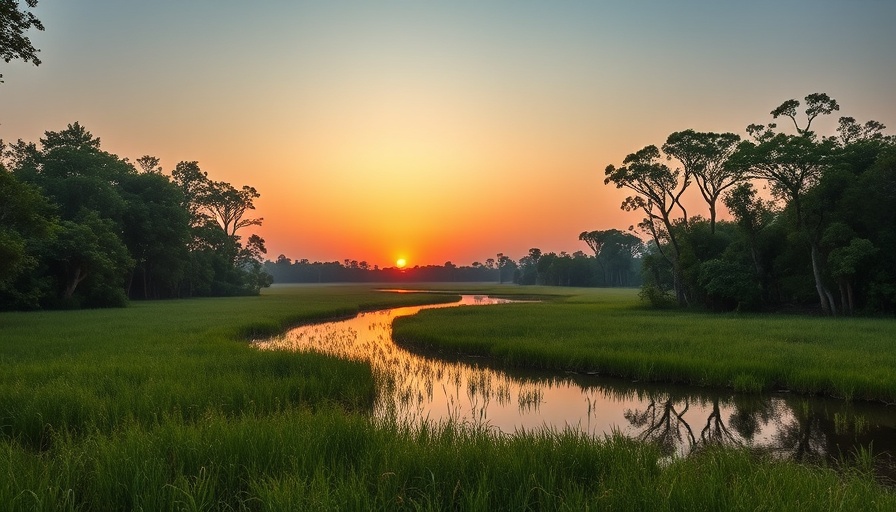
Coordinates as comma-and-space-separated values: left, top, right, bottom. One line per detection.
396, 258, 407, 269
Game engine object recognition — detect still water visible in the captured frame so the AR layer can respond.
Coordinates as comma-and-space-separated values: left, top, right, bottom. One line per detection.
256, 295, 895, 476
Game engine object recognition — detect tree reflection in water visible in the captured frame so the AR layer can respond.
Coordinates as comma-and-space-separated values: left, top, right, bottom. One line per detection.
256, 295, 896, 482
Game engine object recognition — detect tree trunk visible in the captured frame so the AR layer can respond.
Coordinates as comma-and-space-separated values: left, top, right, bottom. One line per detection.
64, 266, 87, 299
838, 280, 848, 316
847, 281, 855, 316
810, 243, 834, 315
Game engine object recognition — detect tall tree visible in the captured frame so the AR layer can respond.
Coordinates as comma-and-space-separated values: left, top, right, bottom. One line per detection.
205, 181, 262, 237
119, 170, 191, 299
732, 94, 841, 314
769, 93, 839, 136
171, 161, 212, 225
605, 145, 689, 304
662, 130, 743, 233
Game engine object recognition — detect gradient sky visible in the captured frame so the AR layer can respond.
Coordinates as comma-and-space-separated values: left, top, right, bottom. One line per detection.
2, 1, 894, 268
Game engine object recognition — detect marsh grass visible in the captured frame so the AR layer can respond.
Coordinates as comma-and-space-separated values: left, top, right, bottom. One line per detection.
394, 287, 896, 402
0, 286, 458, 449
3, 412, 893, 511
2, 284, 894, 509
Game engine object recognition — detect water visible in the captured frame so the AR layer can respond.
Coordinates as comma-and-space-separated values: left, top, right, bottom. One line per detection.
255, 295, 896, 478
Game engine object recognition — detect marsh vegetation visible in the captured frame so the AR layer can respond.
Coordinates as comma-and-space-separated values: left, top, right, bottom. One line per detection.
2, 285, 894, 510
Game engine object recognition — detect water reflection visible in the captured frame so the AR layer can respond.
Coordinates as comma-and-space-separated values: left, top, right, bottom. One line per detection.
255, 296, 895, 480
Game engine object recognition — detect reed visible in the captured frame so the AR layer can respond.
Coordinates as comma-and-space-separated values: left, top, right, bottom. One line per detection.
2, 412, 893, 511
394, 287, 896, 402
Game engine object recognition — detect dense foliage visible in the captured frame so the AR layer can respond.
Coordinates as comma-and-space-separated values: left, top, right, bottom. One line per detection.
0, 123, 271, 310
606, 94, 896, 314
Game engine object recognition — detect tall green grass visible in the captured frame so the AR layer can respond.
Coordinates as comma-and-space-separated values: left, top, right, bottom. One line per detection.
0, 286, 458, 449
1, 284, 894, 509
3, 410, 893, 511
393, 287, 896, 402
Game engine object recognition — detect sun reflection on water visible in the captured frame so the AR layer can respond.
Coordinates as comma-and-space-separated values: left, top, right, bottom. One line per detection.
255, 295, 896, 470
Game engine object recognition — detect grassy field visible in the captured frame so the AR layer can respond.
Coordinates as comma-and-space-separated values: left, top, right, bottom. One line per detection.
2, 284, 894, 510
394, 286, 896, 402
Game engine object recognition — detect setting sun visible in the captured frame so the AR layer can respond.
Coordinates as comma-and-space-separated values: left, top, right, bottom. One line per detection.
396, 258, 407, 268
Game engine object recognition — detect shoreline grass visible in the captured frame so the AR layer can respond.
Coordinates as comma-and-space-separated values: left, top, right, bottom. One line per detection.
2, 284, 894, 509
393, 286, 896, 402
0, 286, 459, 449
3, 410, 894, 511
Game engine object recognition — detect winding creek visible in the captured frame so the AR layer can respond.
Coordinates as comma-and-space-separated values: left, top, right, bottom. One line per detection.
255, 294, 896, 479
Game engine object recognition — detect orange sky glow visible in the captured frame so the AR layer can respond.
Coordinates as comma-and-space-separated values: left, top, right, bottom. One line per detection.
2, 2, 894, 268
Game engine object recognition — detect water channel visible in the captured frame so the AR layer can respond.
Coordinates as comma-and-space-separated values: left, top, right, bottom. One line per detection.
255, 294, 896, 480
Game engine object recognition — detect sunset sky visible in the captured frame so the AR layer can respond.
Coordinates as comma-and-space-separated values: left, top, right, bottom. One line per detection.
2, 1, 894, 268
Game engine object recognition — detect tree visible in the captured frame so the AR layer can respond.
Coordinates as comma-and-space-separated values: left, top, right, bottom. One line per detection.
171, 161, 212, 225
47, 212, 133, 306
496, 253, 515, 284
598, 230, 643, 286
835, 117, 887, 145
118, 170, 191, 299
0, 0, 43, 83
723, 182, 777, 291
578, 231, 609, 258
732, 95, 841, 314
11, 123, 139, 306
769, 93, 839, 136
662, 130, 743, 233
2, 123, 272, 308
0, 163, 56, 309
136, 155, 163, 174
171, 161, 262, 238
605, 145, 689, 304
205, 181, 262, 237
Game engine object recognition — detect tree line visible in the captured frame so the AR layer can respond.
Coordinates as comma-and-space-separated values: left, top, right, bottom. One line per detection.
0, 122, 271, 310
605, 93, 895, 315
265, 233, 643, 288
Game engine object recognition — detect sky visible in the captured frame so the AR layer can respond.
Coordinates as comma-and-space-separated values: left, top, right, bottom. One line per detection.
2, 1, 895, 268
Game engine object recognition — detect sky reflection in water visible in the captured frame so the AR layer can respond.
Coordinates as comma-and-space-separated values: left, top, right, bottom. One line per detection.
255, 295, 896, 473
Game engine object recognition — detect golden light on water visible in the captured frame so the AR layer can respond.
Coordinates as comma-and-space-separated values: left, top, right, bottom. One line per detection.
252, 295, 822, 454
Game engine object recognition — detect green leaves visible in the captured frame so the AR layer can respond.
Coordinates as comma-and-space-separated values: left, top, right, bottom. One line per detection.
0, 0, 44, 83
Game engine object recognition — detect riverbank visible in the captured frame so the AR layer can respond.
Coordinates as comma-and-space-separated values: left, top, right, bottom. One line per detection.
2, 284, 894, 509
393, 286, 896, 402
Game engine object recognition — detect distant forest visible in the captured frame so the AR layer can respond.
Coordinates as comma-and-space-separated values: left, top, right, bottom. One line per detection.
265, 232, 644, 288
1, 123, 271, 310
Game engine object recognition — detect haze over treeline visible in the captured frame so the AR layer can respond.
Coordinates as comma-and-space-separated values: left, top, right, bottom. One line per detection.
264, 237, 643, 288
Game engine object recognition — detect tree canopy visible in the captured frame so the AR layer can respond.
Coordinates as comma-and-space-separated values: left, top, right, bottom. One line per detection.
606, 93, 895, 315
0, 123, 271, 310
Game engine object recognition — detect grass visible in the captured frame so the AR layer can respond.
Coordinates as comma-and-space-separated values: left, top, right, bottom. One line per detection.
4, 411, 895, 511
0, 285, 459, 449
1, 283, 894, 510
393, 286, 896, 402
